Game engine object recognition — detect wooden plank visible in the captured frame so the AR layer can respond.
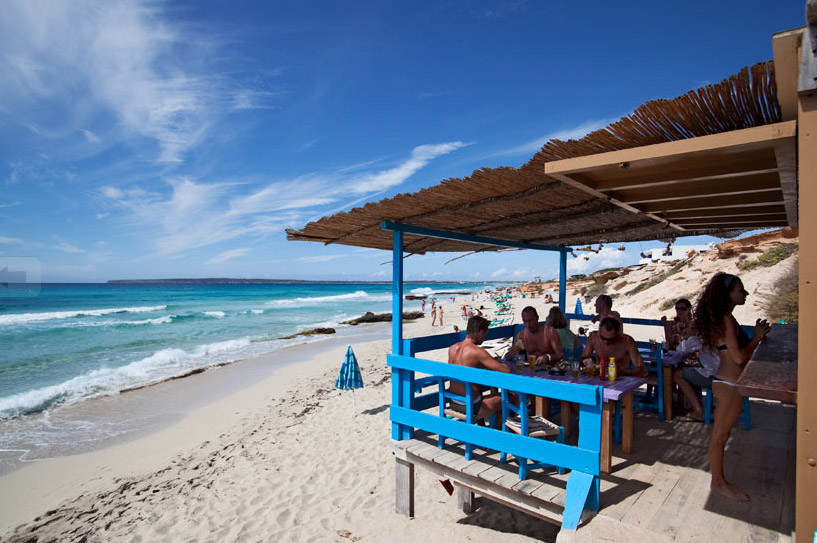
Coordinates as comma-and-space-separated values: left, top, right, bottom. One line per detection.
619, 466, 681, 528
601, 402, 613, 473
600, 462, 660, 522
512, 477, 546, 497
545, 122, 797, 176
561, 400, 573, 438
644, 463, 700, 538
395, 457, 415, 517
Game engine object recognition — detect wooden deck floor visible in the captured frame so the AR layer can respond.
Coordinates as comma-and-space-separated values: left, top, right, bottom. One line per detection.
393, 400, 796, 542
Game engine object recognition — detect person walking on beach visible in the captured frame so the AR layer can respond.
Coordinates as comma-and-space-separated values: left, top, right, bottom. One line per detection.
421, 298, 426, 313
439, 305, 444, 327
430, 303, 437, 326
695, 272, 770, 502
447, 316, 510, 419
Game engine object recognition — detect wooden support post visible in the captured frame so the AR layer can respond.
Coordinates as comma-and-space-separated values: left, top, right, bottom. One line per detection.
621, 393, 634, 455
601, 402, 613, 473
457, 485, 475, 514
663, 367, 674, 421
395, 457, 415, 517
561, 400, 573, 439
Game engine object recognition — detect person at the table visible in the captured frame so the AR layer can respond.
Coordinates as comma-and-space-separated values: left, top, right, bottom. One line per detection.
694, 272, 770, 502
661, 297, 693, 350
447, 315, 510, 419
582, 317, 648, 377
504, 306, 563, 367
590, 294, 622, 329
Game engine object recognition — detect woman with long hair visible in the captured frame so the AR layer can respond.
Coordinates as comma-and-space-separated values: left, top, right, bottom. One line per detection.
694, 272, 770, 501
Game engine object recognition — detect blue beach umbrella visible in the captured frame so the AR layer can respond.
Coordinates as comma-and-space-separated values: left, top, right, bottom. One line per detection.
335, 345, 364, 413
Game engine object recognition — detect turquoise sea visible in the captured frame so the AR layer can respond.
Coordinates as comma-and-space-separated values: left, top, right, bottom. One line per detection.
0, 281, 488, 470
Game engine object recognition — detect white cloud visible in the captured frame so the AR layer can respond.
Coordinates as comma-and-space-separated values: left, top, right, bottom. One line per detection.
53, 241, 85, 254
100, 141, 466, 257
95, 212, 110, 219
490, 267, 508, 278
567, 247, 629, 273
206, 247, 251, 265
0, 0, 241, 164
0, 235, 24, 245
0, 201, 22, 209
487, 118, 618, 158
297, 254, 346, 263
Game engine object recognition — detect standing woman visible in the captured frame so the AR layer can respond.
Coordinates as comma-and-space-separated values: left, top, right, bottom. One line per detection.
694, 272, 770, 501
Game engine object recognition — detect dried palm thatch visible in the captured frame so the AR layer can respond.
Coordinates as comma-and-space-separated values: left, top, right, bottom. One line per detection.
287, 62, 783, 254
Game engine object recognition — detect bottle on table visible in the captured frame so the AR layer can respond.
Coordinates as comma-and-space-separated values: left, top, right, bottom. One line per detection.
608, 356, 617, 381
599, 357, 607, 381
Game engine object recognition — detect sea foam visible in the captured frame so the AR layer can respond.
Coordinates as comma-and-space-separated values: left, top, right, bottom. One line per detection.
0, 306, 167, 326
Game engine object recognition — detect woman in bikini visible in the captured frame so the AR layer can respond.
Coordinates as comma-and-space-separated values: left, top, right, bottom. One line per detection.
694, 272, 770, 502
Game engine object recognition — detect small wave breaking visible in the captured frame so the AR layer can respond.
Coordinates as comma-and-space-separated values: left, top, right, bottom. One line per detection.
0, 306, 168, 326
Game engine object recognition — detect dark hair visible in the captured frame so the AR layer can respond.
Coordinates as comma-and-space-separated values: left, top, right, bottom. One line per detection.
693, 272, 742, 350
466, 315, 490, 337
546, 306, 567, 328
521, 306, 538, 319
596, 294, 612, 310
599, 316, 621, 335
675, 298, 692, 310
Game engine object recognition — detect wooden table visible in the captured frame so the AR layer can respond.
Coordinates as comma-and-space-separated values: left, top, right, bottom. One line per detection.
736, 324, 798, 403
519, 369, 646, 473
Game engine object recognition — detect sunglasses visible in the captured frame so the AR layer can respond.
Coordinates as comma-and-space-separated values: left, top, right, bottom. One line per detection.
600, 335, 616, 342
675, 306, 689, 311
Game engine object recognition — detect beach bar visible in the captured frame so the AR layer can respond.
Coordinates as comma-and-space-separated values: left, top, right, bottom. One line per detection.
288, 9, 815, 541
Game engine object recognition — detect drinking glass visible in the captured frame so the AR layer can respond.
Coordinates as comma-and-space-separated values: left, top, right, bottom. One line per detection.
514, 355, 524, 372
571, 359, 580, 379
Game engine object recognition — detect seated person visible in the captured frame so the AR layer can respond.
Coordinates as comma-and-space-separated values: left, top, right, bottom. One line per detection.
447, 316, 510, 418
590, 294, 622, 329
582, 317, 648, 377
661, 298, 693, 350
504, 306, 563, 366
545, 306, 582, 352
543, 293, 554, 304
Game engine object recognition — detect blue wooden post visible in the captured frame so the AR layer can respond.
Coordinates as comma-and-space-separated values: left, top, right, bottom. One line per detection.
390, 227, 413, 440
559, 248, 568, 312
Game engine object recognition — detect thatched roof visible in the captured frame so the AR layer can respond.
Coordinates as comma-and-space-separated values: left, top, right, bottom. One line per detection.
287, 62, 795, 254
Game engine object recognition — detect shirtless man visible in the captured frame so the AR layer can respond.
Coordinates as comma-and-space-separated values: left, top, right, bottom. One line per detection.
591, 295, 622, 327
582, 317, 648, 377
505, 306, 563, 366
447, 316, 510, 418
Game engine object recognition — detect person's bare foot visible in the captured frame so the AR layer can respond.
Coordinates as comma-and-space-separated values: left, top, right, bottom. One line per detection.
711, 481, 750, 502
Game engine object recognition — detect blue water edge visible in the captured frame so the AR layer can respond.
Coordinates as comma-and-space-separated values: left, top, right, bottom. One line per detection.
0, 282, 490, 467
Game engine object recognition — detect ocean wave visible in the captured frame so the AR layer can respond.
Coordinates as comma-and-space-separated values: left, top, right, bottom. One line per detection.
265, 290, 391, 308
250, 309, 264, 314
203, 311, 226, 318
0, 306, 167, 326
0, 337, 253, 420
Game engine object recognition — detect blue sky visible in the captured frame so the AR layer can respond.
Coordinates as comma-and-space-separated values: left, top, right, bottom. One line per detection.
0, 0, 804, 283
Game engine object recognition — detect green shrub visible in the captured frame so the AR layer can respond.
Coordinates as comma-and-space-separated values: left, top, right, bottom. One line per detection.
583, 283, 606, 302
658, 294, 695, 312
737, 243, 798, 271
768, 261, 798, 323
625, 260, 687, 296
569, 274, 587, 281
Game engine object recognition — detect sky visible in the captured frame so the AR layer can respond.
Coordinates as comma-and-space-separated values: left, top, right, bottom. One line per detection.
0, 0, 805, 283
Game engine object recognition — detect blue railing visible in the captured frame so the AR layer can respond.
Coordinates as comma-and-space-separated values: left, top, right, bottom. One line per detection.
388, 337, 604, 529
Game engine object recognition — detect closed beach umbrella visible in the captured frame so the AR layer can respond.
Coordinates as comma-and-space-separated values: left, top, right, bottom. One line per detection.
335, 345, 364, 413
574, 297, 583, 315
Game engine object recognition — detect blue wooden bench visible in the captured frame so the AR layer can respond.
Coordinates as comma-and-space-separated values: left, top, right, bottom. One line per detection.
390, 345, 604, 530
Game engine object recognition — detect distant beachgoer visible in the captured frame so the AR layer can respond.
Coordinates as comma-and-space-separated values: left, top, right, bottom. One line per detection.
431, 305, 437, 326
439, 305, 444, 327
696, 272, 770, 502
421, 298, 426, 313
544, 293, 554, 304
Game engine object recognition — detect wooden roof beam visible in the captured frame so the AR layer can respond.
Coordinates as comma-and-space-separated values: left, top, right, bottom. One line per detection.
625, 184, 782, 206
638, 191, 784, 213
545, 121, 796, 176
